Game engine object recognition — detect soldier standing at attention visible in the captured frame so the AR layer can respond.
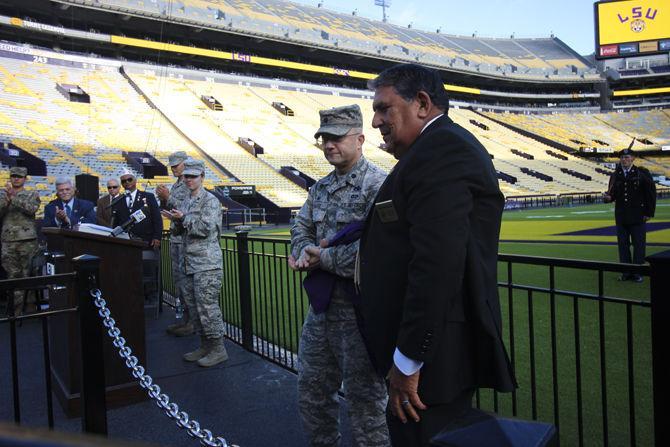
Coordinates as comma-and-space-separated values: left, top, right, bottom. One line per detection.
161, 158, 227, 368
289, 105, 389, 446
156, 151, 194, 336
0, 167, 40, 315
603, 147, 656, 282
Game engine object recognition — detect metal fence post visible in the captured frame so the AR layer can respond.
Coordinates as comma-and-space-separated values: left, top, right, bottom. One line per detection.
235, 228, 254, 351
647, 249, 670, 447
72, 254, 107, 436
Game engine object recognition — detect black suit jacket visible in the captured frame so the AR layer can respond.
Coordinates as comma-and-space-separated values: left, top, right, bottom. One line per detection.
607, 164, 656, 225
111, 190, 163, 243
358, 115, 516, 405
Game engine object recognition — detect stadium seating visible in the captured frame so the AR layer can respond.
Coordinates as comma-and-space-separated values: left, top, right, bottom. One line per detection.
0, 56, 239, 215
482, 110, 670, 151
74, 0, 595, 79
2, 44, 668, 214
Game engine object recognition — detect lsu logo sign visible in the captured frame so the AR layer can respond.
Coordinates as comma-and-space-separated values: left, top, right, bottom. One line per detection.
617, 6, 658, 32
597, 0, 669, 46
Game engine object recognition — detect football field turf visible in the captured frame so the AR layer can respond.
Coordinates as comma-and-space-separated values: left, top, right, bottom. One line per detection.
249, 198, 670, 262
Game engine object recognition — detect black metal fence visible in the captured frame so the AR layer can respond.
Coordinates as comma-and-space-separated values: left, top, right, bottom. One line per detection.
0, 255, 107, 435
160, 231, 668, 447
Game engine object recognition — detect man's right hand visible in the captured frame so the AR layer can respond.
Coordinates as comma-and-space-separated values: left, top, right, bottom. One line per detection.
155, 184, 169, 201
55, 207, 69, 224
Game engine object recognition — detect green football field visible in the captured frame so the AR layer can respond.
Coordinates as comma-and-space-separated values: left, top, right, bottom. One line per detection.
249, 198, 670, 261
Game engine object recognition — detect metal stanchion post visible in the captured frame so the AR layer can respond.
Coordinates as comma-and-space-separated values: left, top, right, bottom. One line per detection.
73, 254, 107, 436
235, 226, 253, 351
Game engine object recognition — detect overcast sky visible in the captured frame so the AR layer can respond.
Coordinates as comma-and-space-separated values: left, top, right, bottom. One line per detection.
291, 0, 599, 55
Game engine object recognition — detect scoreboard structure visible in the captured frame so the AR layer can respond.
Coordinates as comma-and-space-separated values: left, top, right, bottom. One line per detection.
595, 0, 670, 59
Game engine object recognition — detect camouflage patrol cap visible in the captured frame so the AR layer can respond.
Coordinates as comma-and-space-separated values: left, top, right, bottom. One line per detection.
182, 158, 205, 176
314, 104, 363, 139
9, 166, 27, 177
168, 151, 188, 166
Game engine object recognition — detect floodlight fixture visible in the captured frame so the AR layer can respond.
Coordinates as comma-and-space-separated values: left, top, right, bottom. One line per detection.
374, 0, 391, 23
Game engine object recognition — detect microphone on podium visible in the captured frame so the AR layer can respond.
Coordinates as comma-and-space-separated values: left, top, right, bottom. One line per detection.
111, 206, 148, 237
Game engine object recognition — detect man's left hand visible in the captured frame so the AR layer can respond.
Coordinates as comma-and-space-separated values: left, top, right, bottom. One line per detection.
294, 245, 321, 271
388, 364, 427, 424
150, 239, 161, 248
643, 216, 651, 222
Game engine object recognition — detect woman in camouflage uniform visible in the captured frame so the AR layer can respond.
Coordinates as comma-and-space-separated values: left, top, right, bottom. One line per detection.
161, 158, 227, 368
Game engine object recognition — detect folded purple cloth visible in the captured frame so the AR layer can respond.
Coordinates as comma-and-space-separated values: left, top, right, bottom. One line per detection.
302, 221, 364, 313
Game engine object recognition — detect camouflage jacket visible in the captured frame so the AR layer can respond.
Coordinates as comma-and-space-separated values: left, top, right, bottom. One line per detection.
0, 188, 40, 242
174, 187, 223, 274
163, 177, 189, 242
291, 157, 386, 279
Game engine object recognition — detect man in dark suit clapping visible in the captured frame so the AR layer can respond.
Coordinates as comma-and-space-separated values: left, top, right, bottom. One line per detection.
357, 64, 517, 446
43, 177, 96, 229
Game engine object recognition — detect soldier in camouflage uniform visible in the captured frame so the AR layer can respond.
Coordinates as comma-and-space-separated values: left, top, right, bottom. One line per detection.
161, 158, 228, 368
0, 167, 40, 315
290, 105, 389, 447
156, 151, 195, 336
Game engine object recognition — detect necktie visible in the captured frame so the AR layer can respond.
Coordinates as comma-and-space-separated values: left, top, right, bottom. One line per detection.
127, 194, 133, 210
65, 203, 73, 224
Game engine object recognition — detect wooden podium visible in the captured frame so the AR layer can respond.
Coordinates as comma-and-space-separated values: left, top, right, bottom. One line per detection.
43, 228, 149, 416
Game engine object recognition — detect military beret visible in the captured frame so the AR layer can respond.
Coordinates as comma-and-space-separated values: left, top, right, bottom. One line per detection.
9, 166, 27, 177
314, 104, 363, 139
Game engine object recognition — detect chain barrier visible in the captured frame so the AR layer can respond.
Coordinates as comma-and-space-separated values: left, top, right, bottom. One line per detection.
90, 289, 233, 447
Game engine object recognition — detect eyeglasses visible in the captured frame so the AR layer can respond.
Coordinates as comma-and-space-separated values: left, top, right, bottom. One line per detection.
9, 174, 25, 179
120, 178, 134, 183
108, 185, 120, 189
183, 174, 200, 179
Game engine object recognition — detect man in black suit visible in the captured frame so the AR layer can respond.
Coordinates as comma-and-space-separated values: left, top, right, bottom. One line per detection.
43, 177, 96, 228
358, 64, 516, 446
603, 147, 656, 282
112, 172, 162, 248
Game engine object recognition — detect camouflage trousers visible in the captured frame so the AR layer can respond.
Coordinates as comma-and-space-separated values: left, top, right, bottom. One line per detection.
1, 239, 38, 314
182, 269, 224, 339
298, 293, 389, 447
170, 242, 189, 320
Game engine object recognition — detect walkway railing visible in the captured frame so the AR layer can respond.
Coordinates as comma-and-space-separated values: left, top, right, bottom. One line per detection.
159, 230, 669, 446
0, 255, 107, 435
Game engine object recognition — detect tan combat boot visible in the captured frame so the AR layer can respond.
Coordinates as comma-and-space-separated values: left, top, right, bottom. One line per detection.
183, 336, 211, 362
167, 321, 195, 337
197, 337, 228, 367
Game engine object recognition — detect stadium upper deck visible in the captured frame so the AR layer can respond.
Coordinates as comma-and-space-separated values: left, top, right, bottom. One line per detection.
55, 0, 597, 81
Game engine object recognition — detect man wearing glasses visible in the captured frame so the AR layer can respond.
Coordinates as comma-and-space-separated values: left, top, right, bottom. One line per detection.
0, 166, 40, 315
289, 105, 389, 446
111, 171, 162, 248
96, 178, 121, 228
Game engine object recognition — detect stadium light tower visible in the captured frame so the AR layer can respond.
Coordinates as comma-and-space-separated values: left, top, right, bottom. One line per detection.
374, 0, 391, 23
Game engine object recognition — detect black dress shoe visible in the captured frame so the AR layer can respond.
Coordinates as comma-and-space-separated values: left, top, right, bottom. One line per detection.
631, 275, 643, 283
618, 274, 631, 281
